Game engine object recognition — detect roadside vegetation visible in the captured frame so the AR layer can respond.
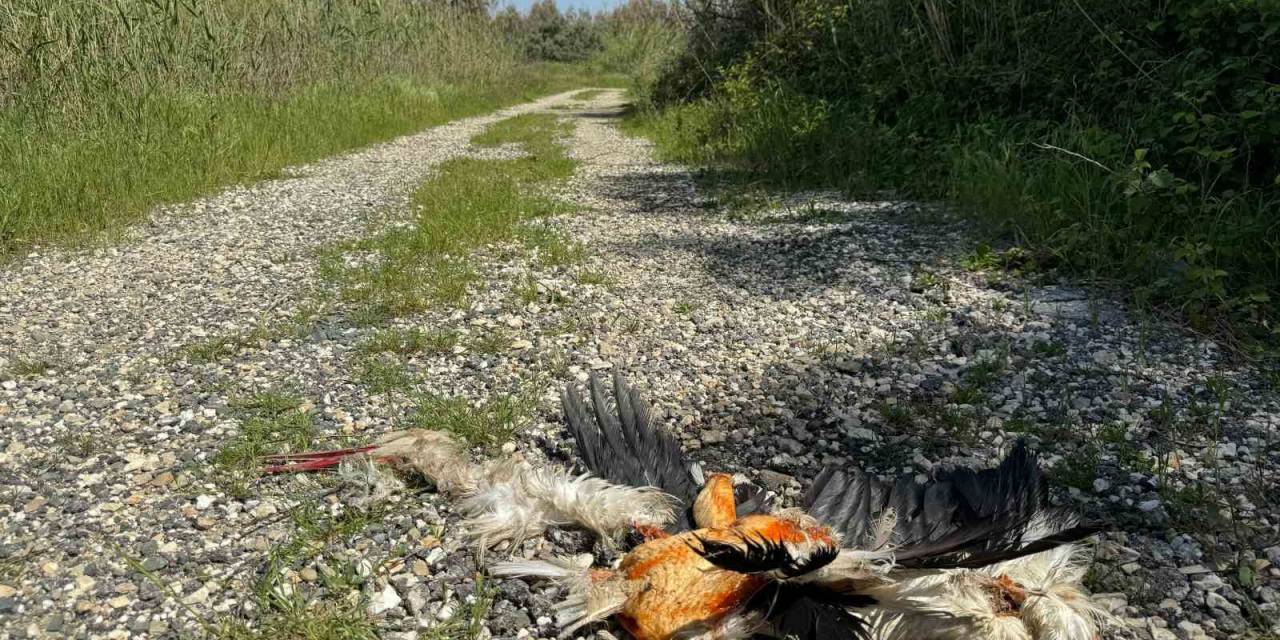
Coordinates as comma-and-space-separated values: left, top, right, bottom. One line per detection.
626, 0, 1279, 354
0, 0, 614, 258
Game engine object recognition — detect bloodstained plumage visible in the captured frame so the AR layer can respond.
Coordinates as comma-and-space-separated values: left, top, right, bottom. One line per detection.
265, 373, 1110, 640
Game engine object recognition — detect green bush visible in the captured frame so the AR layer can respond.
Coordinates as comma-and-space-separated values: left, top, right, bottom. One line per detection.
640, 0, 1279, 344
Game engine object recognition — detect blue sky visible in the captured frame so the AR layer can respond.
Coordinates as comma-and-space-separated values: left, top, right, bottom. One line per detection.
495, 0, 624, 12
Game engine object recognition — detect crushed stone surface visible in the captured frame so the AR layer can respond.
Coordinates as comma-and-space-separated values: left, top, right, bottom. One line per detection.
1, 89, 1277, 640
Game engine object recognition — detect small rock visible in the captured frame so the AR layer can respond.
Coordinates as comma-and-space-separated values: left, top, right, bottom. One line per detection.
756, 470, 795, 493
368, 584, 402, 616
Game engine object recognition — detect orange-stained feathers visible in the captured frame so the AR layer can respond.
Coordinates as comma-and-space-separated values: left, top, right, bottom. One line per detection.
988, 574, 1029, 616
692, 473, 737, 529
609, 504, 839, 640
616, 529, 767, 640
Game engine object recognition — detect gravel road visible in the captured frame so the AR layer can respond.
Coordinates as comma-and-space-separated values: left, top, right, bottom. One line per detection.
1, 89, 1276, 640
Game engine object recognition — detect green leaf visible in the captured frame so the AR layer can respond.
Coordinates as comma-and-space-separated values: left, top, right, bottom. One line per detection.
1148, 168, 1174, 188
1239, 563, 1257, 589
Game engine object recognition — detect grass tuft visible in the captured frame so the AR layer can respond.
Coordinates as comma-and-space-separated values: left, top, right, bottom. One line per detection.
359, 327, 460, 356
409, 394, 533, 451
4, 357, 52, 378
213, 391, 314, 497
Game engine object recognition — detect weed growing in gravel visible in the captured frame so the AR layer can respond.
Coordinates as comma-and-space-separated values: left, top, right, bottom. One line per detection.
219, 503, 389, 640
1050, 443, 1101, 491
673, 300, 700, 315
180, 332, 265, 364
877, 402, 914, 431
179, 315, 318, 364
422, 576, 497, 640
409, 394, 533, 451
471, 329, 512, 355
329, 113, 578, 317
546, 315, 582, 336
214, 392, 314, 497
573, 89, 608, 101
357, 356, 412, 395
575, 270, 614, 286
519, 226, 587, 266
53, 432, 99, 458
512, 277, 542, 306
220, 602, 377, 640
360, 327, 459, 356
1030, 339, 1067, 358
4, 357, 51, 377
512, 275, 571, 307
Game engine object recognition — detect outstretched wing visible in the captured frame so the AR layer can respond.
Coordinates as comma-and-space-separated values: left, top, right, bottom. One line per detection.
748, 583, 874, 640
561, 373, 703, 530
805, 441, 1098, 569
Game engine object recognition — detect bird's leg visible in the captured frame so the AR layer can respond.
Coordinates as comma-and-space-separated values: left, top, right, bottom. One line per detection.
693, 473, 738, 529
259, 445, 387, 474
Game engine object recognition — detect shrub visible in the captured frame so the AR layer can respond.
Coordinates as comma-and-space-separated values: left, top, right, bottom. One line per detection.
642, 0, 1280, 344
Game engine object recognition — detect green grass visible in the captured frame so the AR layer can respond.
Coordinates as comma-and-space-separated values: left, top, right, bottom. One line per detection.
471, 329, 512, 355
327, 113, 579, 317
421, 577, 496, 640
0, 0, 612, 258
179, 329, 271, 364
213, 391, 314, 497
219, 603, 377, 640
572, 89, 609, 101
624, 1, 1280, 352
356, 356, 412, 395
673, 300, 700, 315
215, 502, 390, 640
3, 357, 51, 378
574, 269, 614, 286
519, 226, 587, 266
358, 327, 459, 356
408, 394, 533, 451
176, 307, 325, 364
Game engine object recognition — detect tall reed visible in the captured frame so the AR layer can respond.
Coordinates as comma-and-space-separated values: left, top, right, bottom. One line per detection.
0, 0, 570, 255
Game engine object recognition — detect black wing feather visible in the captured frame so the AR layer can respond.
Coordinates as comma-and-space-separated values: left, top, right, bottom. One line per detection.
561, 373, 702, 530
748, 583, 874, 640
733, 482, 770, 517
805, 441, 1099, 569
690, 533, 839, 578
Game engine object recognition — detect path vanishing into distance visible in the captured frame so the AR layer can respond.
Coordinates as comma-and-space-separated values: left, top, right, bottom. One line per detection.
1, 90, 1277, 639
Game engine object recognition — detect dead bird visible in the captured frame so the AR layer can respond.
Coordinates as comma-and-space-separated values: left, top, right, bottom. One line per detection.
266, 373, 1108, 640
